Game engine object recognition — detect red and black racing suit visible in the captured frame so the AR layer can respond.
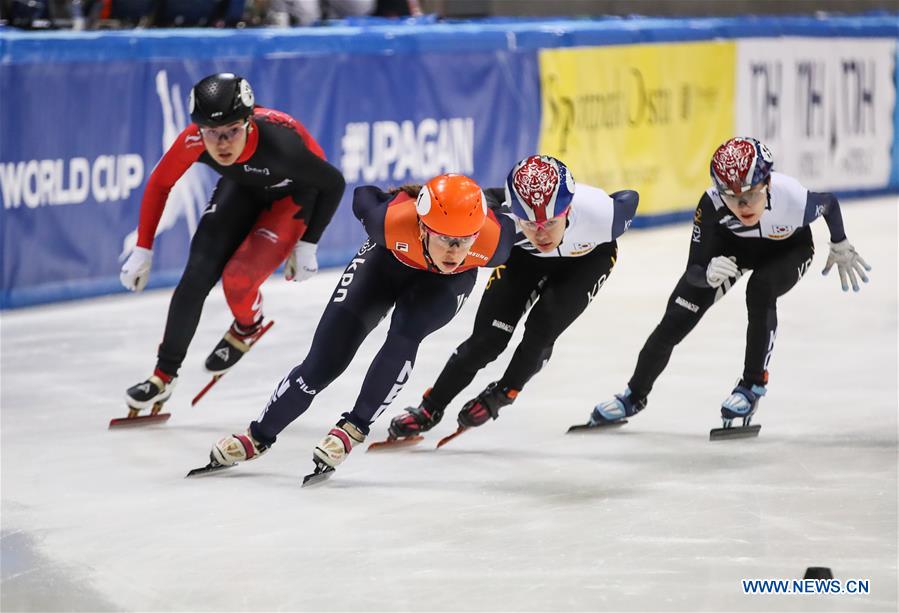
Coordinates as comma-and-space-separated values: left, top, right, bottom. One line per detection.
135, 106, 345, 377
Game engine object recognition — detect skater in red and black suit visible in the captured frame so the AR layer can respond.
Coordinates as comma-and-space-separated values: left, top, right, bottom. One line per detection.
120, 73, 345, 416
203, 174, 517, 483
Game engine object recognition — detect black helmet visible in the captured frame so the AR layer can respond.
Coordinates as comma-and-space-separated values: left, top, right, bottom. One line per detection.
188, 73, 255, 127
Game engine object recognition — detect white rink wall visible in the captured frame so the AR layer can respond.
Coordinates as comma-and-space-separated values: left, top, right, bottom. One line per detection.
1, 196, 897, 612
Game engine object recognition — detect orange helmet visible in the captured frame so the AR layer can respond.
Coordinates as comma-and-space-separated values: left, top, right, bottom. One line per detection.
416, 174, 487, 237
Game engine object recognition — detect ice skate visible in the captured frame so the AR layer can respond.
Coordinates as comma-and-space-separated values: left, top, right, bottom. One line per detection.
436, 382, 518, 448
368, 390, 441, 452
186, 429, 270, 477
567, 387, 645, 433
303, 418, 366, 486
709, 382, 766, 440
457, 382, 518, 428
110, 375, 178, 428
192, 319, 275, 405
211, 429, 270, 465
205, 318, 274, 374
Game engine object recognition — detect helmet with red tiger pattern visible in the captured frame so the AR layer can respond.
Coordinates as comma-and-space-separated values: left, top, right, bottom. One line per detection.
505, 155, 575, 226
710, 137, 774, 196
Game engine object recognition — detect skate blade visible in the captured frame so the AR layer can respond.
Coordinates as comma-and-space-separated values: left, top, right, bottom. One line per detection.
709, 424, 761, 441
566, 419, 628, 433
185, 462, 233, 478
191, 375, 223, 406
435, 427, 467, 449
301, 467, 335, 488
366, 435, 424, 452
108, 413, 171, 429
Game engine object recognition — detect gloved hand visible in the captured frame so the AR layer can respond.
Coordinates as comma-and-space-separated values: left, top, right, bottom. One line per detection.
823, 239, 870, 292
285, 240, 318, 282
120, 247, 153, 292
706, 255, 739, 288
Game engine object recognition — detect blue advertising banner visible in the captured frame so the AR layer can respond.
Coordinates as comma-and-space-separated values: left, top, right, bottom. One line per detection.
259, 49, 540, 262
1, 14, 896, 308
893, 45, 899, 189
0, 46, 538, 308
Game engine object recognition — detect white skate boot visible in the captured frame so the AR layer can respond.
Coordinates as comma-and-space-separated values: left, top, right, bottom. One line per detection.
710, 381, 767, 440
211, 429, 270, 466
303, 418, 366, 486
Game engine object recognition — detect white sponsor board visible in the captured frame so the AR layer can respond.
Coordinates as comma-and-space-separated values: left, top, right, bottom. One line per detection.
736, 37, 896, 191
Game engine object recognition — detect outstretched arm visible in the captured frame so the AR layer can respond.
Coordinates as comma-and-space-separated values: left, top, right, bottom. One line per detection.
124, 126, 202, 292
136, 127, 204, 249
805, 191, 846, 243
808, 193, 872, 292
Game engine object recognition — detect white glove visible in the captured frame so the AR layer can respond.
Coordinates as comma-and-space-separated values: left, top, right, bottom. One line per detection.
823, 239, 871, 292
120, 246, 153, 292
285, 240, 318, 282
706, 255, 739, 288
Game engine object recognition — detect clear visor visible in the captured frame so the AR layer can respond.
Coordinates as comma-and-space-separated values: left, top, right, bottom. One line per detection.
719, 183, 767, 206
422, 225, 479, 248
518, 208, 568, 232
199, 120, 249, 142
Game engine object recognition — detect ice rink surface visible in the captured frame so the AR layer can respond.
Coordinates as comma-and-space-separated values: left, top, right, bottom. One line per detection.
2, 196, 897, 612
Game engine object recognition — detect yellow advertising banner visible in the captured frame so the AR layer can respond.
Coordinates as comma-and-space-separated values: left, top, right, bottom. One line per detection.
538, 41, 736, 215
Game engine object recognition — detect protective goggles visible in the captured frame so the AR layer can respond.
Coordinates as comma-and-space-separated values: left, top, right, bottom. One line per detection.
719, 183, 767, 206
422, 225, 480, 248
199, 121, 249, 142
517, 208, 569, 232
